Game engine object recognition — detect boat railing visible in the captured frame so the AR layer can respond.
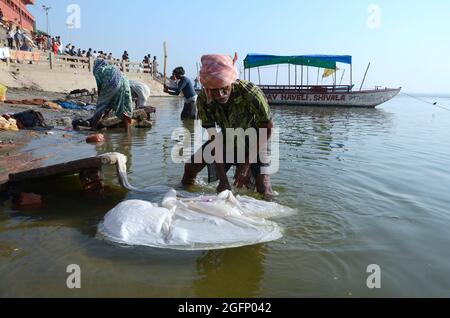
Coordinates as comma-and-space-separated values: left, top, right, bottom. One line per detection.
374, 86, 391, 91
258, 85, 353, 93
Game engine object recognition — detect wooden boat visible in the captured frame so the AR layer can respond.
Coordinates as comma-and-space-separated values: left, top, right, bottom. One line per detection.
243, 54, 401, 107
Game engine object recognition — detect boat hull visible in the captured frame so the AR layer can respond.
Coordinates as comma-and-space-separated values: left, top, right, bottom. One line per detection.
261, 87, 401, 107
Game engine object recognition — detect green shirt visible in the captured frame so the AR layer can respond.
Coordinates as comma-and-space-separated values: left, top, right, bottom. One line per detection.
197, 80, 272, 130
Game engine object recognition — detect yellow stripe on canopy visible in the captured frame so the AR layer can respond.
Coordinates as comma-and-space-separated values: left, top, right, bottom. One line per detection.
322, 68, 340, 78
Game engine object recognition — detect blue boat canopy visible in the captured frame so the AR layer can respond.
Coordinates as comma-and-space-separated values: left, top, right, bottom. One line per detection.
244, 54, 352, 70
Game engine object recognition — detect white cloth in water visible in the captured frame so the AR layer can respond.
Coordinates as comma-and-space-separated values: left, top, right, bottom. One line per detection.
96, 152, 295, 250
99, 152, 170, 194
98, 189, 295, 251
129, 80, 151, 106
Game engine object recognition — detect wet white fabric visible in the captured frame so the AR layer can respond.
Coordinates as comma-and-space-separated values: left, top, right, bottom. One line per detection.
99, 189, 295, 251
98, 152, 170, 193
96, 152, 295, 250
129, 80, 151, 106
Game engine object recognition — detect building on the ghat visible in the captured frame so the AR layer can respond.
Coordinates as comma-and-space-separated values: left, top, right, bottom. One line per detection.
0, 0, 35, 31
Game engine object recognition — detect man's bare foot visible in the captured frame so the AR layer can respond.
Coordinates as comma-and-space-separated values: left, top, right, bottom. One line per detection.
182, 163, 206, 186
234, 163, 252, 189
256, 174, 274, 201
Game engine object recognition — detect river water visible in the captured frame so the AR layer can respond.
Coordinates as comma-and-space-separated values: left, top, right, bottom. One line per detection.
1, 94, 449, 297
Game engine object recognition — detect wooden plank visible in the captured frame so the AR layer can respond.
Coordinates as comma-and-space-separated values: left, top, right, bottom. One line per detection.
125, 62, 141, 66
54, 62, 86, 67
56, 60, 90, 65
56, 59, 89, 65
9, 157, 104, 183
163, 41, 168, 84
49, 52, 53, 69
56, 56, 90, 62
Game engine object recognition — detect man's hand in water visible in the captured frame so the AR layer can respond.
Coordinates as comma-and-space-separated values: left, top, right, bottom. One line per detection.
123, 113, 132, 124
123, 113, 132, 133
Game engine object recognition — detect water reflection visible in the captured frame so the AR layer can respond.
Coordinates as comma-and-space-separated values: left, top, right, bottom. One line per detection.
2, 175, 126, 238
193, 245, 267, 298
95, 130, 141, 169
273, 106, 395, 163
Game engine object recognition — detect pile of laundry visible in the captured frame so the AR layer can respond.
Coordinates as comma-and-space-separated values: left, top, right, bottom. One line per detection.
56, 101, 90, 111
0, 110, 48, 131
0, 115, 19, 132
3, 98, 97, 112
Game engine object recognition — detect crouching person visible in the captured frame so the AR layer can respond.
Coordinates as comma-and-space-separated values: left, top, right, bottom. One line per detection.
181, 53, 274, 200
90, 59, 134, 132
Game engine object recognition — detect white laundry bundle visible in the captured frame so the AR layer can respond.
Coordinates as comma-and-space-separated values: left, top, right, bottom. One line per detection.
96, 152, 295, 250
98, 189, 295, 251
129, 80, 151, 107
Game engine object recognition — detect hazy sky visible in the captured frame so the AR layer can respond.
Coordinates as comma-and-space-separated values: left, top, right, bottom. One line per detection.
29, 0, 450, 94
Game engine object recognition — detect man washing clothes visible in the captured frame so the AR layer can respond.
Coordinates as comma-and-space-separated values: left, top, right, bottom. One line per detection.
164, 67, 198, 120
181, 53, 275, 201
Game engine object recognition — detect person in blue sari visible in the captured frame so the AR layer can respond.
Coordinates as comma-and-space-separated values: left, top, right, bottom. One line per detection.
90, 59, 134, 131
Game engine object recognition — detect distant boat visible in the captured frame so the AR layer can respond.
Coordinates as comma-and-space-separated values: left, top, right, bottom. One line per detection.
242, 54, 401, 108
